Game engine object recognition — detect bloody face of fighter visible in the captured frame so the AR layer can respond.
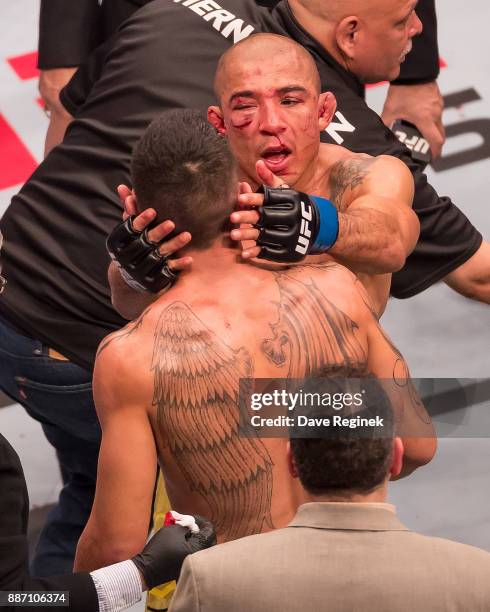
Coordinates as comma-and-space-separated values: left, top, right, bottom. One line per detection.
209, 34, 336, 188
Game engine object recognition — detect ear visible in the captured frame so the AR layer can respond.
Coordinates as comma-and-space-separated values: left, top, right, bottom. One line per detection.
390, 437, 404, 479
318, 92, 337, 131
335, 15, 360, 60
208, 106, 227, 135
287, 441, 299, 479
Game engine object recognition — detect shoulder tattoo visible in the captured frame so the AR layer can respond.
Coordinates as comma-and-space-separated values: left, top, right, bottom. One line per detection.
329, 157, 375, 210
262, 272, 368, 378
96, 306, 152, 358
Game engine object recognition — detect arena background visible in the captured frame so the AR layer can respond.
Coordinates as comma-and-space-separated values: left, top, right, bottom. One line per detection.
0, 0, 489, 594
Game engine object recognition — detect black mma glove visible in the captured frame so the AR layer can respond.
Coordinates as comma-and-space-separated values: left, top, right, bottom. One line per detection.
256, 186, 339, 263
131, 515, 216, 589
106, 216, 178, 294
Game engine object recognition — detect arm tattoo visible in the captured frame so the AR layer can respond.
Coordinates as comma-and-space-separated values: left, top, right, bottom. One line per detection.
354, 279, 430, 425
152, 302, 274, 541
96, 306, 151, 358
329, 158, 374, 210
262, 272, 368, 379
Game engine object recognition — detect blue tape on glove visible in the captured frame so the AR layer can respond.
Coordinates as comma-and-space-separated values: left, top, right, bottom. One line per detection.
310, 196, 339, 253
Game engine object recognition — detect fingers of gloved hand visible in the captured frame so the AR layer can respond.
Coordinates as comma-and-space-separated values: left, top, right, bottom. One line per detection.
158, 230, 192, 256
126, 208, 157, 232
241, 245, 261, 259
145, 220, 175, 244
238, 181, 253, 195
256, 160, 289, 188
117, 184, 139, 220
117, 183, 132, 204
168, 255, 193, 273
230, 209, 261, 225
236, 192, 265, 209
230, 227, 260, 242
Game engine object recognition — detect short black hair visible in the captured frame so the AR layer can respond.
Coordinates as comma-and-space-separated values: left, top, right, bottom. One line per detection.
131, 109, 236, 250
290, 377, 395, 496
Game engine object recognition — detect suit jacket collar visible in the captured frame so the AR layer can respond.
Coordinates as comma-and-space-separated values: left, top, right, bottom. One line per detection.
288, 502, 409, 532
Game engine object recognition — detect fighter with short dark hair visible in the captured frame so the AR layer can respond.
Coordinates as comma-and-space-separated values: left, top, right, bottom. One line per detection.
74, 108, 435, 571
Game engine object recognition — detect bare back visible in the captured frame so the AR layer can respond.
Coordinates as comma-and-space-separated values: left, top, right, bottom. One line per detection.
95, 254, 433, 545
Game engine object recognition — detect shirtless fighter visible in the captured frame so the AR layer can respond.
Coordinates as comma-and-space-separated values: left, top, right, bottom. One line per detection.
74, 109, 435, 572
112, 34, 420, 317
209, 33, 418, 313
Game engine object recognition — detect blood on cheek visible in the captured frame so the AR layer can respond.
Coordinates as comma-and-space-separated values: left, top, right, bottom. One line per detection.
231, 111, 254, 129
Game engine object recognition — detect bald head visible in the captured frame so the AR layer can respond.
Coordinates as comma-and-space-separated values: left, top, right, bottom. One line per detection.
291, 0, 343, 21
291, 0, 384, 22
214, 33, 321, 103
288, 0, 422, 84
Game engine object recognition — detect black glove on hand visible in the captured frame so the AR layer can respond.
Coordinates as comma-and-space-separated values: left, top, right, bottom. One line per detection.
256, 186, 319, 263
106, 216, 178, 294
256, 187, 338, 263
131, 515, 216, 590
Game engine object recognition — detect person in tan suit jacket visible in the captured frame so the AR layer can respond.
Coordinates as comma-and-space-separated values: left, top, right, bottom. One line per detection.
170, 386, 490, 612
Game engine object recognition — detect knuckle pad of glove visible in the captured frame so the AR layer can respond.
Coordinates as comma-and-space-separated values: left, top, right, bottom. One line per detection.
258, 245, 304, 263
120, 235, 155, 267
257, 186, 315, 263
107, 217, 178, 293
106, 218, 140, 254
136, 250, 165, 277
257, 227, 297, 244
259, 206, 296, 228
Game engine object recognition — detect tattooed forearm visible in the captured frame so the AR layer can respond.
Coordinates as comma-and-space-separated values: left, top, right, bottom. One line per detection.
152, 302, 274, 542
355, 280, 431, 427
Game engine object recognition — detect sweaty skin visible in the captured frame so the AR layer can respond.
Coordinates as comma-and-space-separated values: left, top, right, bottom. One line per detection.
75, 242, 435, 571
208, 34, 418, 316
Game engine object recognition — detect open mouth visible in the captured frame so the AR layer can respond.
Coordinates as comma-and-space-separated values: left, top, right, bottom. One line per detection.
400, 42, 413, 61
260, 145, 292, 172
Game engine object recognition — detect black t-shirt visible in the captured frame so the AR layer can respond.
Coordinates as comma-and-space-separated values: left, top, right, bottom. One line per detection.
0, 0, 481, 371
38, 0, 152, 69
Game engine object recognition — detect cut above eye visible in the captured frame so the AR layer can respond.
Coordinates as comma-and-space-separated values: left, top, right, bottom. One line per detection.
233, 103, 255, 110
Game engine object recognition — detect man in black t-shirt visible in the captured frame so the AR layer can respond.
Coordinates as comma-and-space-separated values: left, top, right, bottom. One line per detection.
0, 0, 487, 577
38, 0, 445, 160
38, 0, 153, 156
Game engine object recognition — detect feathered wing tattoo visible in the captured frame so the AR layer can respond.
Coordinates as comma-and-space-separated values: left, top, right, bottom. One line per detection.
152, 302, 274, 541
262, 273, 368, 379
